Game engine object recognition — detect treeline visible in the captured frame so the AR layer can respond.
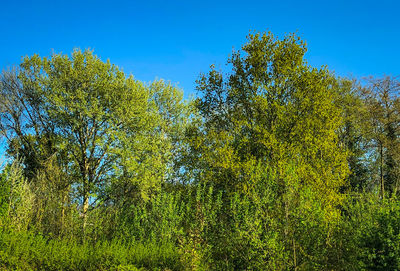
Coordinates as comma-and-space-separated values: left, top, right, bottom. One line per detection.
0, 32, 399, 270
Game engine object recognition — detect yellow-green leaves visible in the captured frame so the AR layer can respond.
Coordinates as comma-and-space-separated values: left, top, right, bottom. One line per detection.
195, 32, 349, 214
4, 49, 189, 210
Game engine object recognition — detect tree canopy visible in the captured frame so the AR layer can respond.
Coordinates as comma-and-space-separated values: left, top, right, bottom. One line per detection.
194, 32, 349, 210
0, 32, 400, 270
0, 49, 189, 228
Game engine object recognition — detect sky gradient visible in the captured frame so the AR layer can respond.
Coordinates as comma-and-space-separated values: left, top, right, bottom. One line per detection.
1, 0, 399, 98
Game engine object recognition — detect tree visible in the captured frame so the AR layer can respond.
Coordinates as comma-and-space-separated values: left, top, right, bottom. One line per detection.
190, 32, 351, 269
0, 49, 188, 231
0, 70, 58, 180
359, 76, 400, 197
336, 79, 370, 191
194, 32, 349, 209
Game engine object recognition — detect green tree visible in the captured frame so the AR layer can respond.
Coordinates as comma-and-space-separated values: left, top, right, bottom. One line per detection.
0, 70, 58, 180
359, 76, 400, 197
336, 79, 370, 191
0, 49, 189, 232
188, 31, 351, 269
194, 31, 349, 210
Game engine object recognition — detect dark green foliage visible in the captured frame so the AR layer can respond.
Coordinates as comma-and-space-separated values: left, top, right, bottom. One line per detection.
337, 85, 370, 192
358, 76, 400, 197
342, 194, 400, 271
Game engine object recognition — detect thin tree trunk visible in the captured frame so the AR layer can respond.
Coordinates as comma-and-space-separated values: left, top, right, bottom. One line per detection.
380, 142, 384, 198
81, 157, 90, 236
82, 189, 89, 234
293, 237, 297, 270
61, 191, 67, 236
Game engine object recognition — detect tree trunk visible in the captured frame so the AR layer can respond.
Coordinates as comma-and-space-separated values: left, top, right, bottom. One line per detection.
380, 142, 384, 198
81, 157, 90, 236
61, 191, 67, 236
82, 188, 89, 239
293, 237, 297, 270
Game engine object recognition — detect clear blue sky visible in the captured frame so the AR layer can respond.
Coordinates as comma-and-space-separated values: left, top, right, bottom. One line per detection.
1, 0, 399, 98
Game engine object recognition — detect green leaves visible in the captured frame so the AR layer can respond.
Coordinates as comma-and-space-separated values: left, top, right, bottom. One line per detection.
194, 32, 349, 211
1, 49, 190, 231
3, 31, 400, 270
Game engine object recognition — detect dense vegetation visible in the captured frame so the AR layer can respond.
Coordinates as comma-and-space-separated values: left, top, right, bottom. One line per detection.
0, 32, 399, 270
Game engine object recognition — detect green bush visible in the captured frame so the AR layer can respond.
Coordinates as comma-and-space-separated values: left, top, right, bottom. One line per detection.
343, 194, 400, 270
0, 229, 182, 270
4, 158, 400, 270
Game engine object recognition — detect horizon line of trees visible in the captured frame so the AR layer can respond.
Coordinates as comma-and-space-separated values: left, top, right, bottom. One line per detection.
0, 31, 400, 270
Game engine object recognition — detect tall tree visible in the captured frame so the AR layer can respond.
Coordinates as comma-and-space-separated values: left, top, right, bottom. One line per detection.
0, 50, 189, 230
190, 32, 350, 269
194, 32, 349, 209
336, 79, 370, 191
0, 70, 58, 180
359, 76, 400, 197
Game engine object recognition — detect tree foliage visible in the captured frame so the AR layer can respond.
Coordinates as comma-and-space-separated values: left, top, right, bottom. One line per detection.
194, 32, 349, 212
0, 50, 189, 229
0, 33, 399, 270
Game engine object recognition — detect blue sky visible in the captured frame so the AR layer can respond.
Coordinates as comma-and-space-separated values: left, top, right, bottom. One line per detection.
1, 0, 399, 98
